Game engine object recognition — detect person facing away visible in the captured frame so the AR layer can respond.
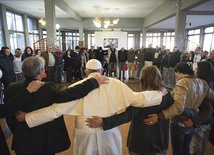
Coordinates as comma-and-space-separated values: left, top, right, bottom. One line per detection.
2, 56, 106, 155
183, 61, 214, 155
86, 65, 174, 155
144, 62, 214, 155
16, 59, 164, 155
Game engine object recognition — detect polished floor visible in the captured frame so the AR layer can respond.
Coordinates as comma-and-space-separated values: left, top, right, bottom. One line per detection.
2, 78, 214, 155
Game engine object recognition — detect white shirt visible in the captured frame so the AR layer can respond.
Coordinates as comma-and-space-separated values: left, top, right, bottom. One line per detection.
25, 74, 162, 127
48, 52, 55, 67
25, 73, 162, 155
0, 69, 2, 78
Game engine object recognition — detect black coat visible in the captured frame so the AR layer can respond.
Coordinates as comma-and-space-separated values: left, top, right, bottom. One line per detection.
0, 51, 16, 89
103, 92, 174, 154
3, 78, 99, 155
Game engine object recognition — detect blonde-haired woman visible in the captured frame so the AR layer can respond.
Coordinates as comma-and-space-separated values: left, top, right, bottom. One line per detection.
87, 66, 173, 155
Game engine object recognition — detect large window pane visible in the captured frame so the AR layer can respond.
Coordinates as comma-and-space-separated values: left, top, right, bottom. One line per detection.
203, 34, 213, 51
0, 31, 3, 48
28, 17, 39, 33
194, 29, 200, 34
15, 15, 23, 31
6, 12, 15, 30
205, 27, 214, 33
9, 32, 25, 54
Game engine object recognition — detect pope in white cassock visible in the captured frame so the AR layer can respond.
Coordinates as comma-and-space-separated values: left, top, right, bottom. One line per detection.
23, 59, 163, 155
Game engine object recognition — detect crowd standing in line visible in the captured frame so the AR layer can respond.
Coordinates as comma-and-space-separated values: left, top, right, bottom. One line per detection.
0, 43, 214, 155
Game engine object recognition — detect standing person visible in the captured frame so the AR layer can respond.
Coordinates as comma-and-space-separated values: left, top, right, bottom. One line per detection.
63, 50, 73, 83
42, 45, 55, 82
81, 48, 89, 77
35, 49, 42, 57
88, 46, 97, 60
207, 50, 214, 66
168, 46, 181, 88
108, 44, 117, 77
71, 46, 82, 81
127, 48, 136, 80
180, 47, 188, 62
53, 46, 64, 83
13, 48, 23, 82
0, 68, 10, 155
144, 62, 214, 155
21, 47, 33, 61
192, 47, 202, 70
161, 49, 170, 86
186, 61, 214, 155
95, 47, 105, 66
86, 66, 174, 155
153, 48, 162, 69
186, 51, 195, 68
200, 50, 208, 62
144, 43, 155, 66
16, 59, 164, 155
136, 47, 145, 79
0, 46, 16, 92
2, 56, 107, 155
118, 47, 127, 80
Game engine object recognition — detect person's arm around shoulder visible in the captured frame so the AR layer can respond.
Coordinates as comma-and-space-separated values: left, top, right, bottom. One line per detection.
85, 106, 140, 130
52, 74, 109, 103
16, 104, 62, 128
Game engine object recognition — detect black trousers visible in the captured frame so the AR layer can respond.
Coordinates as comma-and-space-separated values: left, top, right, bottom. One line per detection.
0, 126, 10, 155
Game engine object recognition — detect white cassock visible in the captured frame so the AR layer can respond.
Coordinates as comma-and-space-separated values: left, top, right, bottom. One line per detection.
25, 73, 163, 155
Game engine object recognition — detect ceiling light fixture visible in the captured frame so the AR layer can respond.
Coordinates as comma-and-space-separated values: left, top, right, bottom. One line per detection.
92, 6, 119, 29
38, 18, 60, 29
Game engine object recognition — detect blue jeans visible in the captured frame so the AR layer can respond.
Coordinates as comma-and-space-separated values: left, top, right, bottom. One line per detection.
171, 122, 195, 155
136, 62, 144, 78
55, 64, 63, 82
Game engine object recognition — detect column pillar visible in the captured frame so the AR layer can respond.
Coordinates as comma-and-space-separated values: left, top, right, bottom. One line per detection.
79, 21, 84, 47
135, 33, 140, 50
142, 27, 147, 47
175, 0, 187, 50
44, 0, 56, 47
0, 5, 10, 47
23, 13, 30, 47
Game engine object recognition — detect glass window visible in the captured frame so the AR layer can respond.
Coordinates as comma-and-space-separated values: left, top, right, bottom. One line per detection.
28, 17, 39, 33
162, 32, 175, 51
65, 32, 80, 50
9, 32, 25, 54
6, 11, 23, 32
28, 17, 39, 48
188, 30, 194, 35
0, 30, 3, 48
205, 27, 214, 33
203, 34, 213, 51
194, 29, 200, 34
15, 14, 23, 31
128, 34, 135, 49
140, 33, 142, 48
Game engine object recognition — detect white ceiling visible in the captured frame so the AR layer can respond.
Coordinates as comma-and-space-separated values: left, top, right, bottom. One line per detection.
0, 0, 214, 30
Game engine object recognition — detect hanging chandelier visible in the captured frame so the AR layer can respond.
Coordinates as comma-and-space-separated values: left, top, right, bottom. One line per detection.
92, 6, 119, 28
38, 18, 60, 30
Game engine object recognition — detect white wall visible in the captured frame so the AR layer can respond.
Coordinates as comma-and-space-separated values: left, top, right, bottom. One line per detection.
95, 31, 128, 50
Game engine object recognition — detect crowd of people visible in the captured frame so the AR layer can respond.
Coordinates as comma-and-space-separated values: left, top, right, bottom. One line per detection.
0, 43, 214, 155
